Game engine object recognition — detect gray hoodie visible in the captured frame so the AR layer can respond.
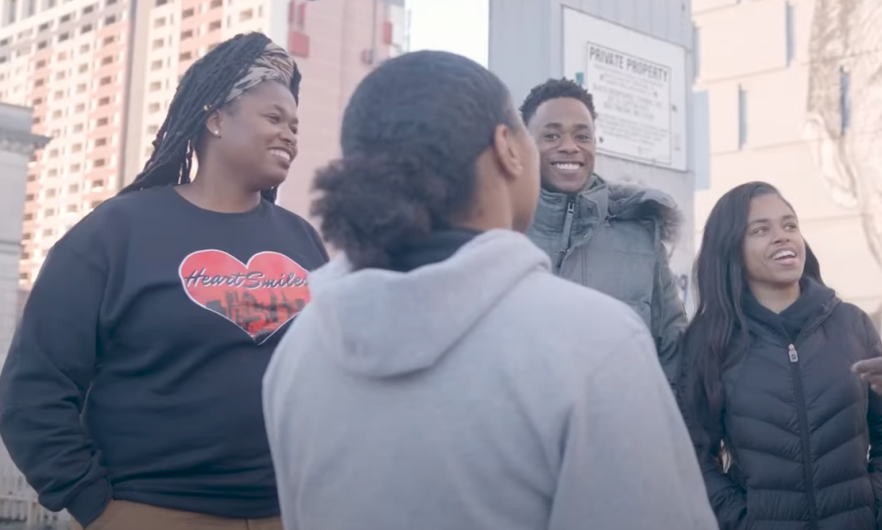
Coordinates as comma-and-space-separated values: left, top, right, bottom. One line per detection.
262, 229, 716, 530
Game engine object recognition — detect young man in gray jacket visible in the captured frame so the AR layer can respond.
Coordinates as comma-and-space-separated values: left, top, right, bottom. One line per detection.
521, 79, 688, 384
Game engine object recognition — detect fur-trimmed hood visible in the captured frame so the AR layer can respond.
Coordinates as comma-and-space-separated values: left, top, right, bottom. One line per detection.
530, 175, 684, 245
605, 180, 683, 244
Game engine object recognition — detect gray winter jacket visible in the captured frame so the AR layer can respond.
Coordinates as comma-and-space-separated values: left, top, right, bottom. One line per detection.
526, 175, 687, 384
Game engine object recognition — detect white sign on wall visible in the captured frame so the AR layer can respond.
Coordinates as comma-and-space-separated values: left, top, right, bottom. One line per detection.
562, 8, 688, 171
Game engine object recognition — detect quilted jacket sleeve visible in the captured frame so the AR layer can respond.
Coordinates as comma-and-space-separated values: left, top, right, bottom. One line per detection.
650, 241, 688, 387
678, 350, 748, 530
860, 313, 882, 526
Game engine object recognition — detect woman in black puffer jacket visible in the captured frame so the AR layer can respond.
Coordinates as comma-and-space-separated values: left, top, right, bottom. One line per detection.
679, 181, 882, 530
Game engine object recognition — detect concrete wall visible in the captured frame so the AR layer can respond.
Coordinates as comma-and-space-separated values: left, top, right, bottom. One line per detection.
0, 103, 45, 357
488, 0, 698, 309
0, 102, 63, 528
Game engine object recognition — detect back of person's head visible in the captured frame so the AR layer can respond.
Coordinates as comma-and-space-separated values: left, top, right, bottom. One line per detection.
683, 181, 822, 429
120, 32, 302, 203
311, 50, 539, 270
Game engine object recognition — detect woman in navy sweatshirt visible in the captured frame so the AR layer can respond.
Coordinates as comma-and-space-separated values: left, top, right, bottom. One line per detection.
0, 32, 328, 530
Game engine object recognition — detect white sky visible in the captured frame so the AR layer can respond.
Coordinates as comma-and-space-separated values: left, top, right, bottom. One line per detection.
405, 0, 489, 66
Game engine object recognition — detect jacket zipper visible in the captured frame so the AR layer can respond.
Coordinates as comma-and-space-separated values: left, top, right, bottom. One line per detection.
787, 343, 820, 530
555, 197, 577, 271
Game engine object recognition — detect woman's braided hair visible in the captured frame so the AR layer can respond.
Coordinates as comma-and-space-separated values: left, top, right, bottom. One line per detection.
119, 32, 301, 203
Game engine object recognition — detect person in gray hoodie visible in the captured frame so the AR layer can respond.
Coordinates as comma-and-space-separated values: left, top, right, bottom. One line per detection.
262, 50, 717, 530
521, 79, 688, 385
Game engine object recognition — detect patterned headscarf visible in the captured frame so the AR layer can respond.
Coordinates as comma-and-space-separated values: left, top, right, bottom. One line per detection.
224, 41, 299, 105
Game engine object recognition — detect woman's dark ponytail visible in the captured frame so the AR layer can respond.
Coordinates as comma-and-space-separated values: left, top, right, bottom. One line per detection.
312, 152, 470, 270
309, 50, 515, 270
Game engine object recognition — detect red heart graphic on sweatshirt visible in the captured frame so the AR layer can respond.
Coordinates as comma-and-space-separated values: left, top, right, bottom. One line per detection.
179, 250, 311, 343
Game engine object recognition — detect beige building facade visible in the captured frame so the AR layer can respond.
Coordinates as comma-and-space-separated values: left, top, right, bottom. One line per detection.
693, 0, 882, 323
0, 0, 407, 287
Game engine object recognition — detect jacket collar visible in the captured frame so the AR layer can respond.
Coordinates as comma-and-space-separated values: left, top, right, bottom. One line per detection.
530, 175, 610, 234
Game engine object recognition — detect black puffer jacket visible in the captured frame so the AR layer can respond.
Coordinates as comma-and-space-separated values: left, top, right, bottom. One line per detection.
684, 279, 882, 530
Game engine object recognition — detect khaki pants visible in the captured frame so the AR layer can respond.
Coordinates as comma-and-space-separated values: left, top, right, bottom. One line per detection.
71, 500, 283, 530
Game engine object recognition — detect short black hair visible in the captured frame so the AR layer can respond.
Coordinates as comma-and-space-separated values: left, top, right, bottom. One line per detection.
519, 78, 597, 126
119, 32, 301, 203
311, 50, 515, 270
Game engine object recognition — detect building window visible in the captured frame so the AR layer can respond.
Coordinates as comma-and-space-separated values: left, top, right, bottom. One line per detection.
181, 29, 193, 40
103, 35, 114, 46
81, 24, 93, 33
93, 159, 106, 168
66, 204, 78, 213
210, 0, 221, 7
152, 38, 164, 49
148, 102, 161, 113
785, 3, 794, 66
104, 14, 117, 25
95, 137, 107, 147
839, 67, 851, 134
179, 51, 192, 61
239, 8, 253, 21
182, 7, 194, 17
68, 184, 79, 193
98, 96, 111, 106
100, 55, 113, 65
150, 59, 163, 70
209, 20, 221, 31
100, 75, 112, 86
149, 81, 161, 91
738, 86, 748, 148
6, 0, 19, 24
154, 17, 166, 27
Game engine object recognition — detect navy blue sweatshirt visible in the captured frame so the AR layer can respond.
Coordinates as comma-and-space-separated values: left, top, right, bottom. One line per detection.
0, 186, 329, 527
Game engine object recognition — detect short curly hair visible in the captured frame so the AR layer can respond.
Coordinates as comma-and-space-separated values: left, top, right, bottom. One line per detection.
310, 50, 516, 270
519, 78, 597, 126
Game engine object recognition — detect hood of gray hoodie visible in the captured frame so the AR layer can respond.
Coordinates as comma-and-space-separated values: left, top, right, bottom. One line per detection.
302, 229, 550, 378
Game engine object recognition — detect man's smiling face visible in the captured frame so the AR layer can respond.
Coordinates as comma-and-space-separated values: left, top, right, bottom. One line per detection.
528, 97, 597, 193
